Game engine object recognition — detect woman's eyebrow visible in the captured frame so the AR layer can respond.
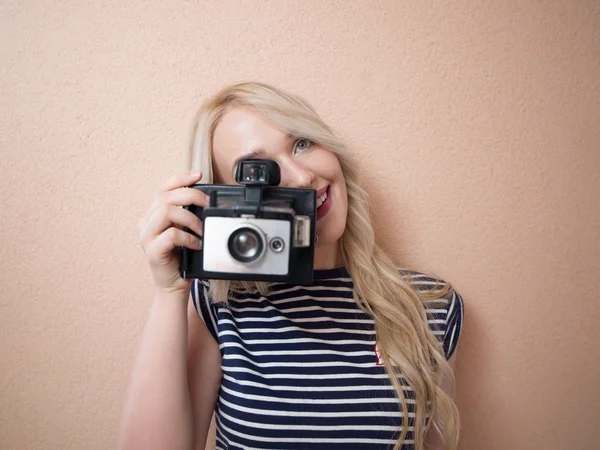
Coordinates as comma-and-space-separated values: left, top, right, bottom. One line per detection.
231, 148, 265, 172
230, 135, 296, 171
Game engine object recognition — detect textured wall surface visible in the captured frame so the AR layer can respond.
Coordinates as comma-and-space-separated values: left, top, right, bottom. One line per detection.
1, 1, 599, 449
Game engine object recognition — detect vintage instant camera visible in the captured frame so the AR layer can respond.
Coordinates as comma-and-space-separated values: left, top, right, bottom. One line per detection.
180, 159, 316, 284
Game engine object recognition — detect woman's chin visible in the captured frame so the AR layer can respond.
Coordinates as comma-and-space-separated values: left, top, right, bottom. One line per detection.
315, 221, 346, 249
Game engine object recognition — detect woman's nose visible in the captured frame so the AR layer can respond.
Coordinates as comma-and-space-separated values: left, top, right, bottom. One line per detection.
279, 159, 315, 189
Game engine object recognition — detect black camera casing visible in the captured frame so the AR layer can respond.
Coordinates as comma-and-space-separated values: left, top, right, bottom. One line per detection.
180, 183, 317, 284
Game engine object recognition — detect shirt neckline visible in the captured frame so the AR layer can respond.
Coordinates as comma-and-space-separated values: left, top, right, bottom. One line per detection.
312, 267, 350, 280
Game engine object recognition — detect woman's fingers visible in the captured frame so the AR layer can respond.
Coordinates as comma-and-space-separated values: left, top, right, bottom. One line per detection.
163, 187, 211, 208
140, 188, 209, 233
138, 172, 210, 241
137, 171, 209, 292
145, 227, 202, 263
140, 204, 204, 246
159, 171, 203, 193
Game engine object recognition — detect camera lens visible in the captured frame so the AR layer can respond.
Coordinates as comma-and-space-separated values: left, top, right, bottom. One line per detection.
269, 237, 285, 253
228, 227, 264, 263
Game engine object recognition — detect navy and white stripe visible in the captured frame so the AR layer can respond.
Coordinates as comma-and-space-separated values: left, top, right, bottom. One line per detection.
191, 267, 464, 450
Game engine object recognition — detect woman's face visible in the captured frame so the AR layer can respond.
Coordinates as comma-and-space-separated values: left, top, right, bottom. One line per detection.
211, 105, 348, 267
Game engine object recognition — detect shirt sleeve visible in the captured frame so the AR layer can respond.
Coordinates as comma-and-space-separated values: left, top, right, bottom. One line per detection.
442, 289, 464, 360
410, 268, 465, 361
190, 279, 219, 342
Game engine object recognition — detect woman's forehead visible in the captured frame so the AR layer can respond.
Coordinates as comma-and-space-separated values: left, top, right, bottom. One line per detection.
213, 107, 290, 155
212, 106, 293, 179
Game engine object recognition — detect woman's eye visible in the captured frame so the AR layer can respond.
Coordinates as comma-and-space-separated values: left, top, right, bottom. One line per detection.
294, 138, 313, 153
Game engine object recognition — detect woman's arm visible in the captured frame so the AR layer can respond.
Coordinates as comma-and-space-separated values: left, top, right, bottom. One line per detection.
424, 352, 458, 450
186, 297, 223, 450
117, 292, 221, 450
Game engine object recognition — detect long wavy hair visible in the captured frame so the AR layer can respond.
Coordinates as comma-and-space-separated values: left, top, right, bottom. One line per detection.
185, 82, 459, 450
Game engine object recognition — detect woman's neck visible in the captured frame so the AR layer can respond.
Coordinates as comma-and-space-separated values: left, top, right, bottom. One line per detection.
313, 240, 344, 270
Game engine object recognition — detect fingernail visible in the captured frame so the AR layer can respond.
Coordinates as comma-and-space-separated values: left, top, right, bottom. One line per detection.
205, 194, 211, 203
191, 171, 201, 178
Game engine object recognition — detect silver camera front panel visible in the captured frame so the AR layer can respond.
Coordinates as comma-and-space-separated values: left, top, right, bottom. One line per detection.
203, 217, 291, 275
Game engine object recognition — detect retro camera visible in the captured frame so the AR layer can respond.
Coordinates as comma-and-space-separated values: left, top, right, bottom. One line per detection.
180, 159, 316, 284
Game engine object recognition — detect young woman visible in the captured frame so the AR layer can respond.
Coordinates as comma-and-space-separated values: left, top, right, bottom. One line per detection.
119, 82, 464, 450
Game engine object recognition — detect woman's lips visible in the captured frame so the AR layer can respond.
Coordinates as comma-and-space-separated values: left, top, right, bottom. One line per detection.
316, 185, 332, 220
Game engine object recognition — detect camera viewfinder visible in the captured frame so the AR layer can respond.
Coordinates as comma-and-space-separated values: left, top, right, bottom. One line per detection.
235, 159, 281, 186
242, 163, 266, 183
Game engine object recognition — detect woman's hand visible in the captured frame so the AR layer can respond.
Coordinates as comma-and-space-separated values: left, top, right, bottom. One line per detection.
137, 171, 209, 296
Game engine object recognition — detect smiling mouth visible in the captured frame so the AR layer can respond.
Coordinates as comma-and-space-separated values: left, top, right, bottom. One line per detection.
316, 185, 332, 221
316, 186, 329, 208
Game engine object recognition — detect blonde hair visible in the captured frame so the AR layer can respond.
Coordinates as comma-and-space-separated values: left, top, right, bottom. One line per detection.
186, 82, 459, 449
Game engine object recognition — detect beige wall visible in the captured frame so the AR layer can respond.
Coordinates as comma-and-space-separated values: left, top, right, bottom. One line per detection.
1, 1, 599, 449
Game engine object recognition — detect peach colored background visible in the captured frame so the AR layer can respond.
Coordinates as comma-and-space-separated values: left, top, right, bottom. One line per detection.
1, 1, 599, 449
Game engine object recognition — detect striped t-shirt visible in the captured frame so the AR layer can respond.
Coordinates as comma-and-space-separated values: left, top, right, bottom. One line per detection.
191, 267, 464, 450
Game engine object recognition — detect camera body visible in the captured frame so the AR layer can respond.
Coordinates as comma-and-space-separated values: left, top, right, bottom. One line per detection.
180, 159, 316, 284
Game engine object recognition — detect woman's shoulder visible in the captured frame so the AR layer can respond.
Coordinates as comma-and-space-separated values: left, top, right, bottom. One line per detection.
399, 266, 461, 298
398, 266, 465, 359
